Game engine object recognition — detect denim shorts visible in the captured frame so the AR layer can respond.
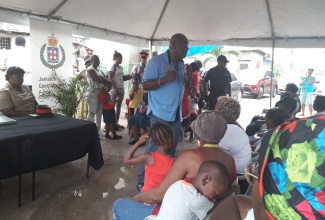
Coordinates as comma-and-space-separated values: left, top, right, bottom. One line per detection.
300, 91, 313, 105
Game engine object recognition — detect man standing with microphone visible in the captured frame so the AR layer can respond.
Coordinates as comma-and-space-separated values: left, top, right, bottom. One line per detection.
136, 33, 191, 191
299, 68, 316, 116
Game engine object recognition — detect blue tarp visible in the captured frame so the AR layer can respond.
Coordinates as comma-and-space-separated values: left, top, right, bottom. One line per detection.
161, 45, 220, 57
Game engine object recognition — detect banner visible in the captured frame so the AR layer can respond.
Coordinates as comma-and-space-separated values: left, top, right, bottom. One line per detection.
30, 19, 72, 106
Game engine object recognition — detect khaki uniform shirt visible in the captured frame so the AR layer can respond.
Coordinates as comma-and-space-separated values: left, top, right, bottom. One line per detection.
0, 82, 36, 114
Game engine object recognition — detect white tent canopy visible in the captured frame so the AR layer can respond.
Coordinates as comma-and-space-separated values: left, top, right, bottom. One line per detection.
1, 0, 325, 48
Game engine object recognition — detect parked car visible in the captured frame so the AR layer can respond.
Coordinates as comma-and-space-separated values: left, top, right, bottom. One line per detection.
238, 69, 278, 99
201, 70, 243, 102
314, 80, 325, 96
230, 72, 244, 102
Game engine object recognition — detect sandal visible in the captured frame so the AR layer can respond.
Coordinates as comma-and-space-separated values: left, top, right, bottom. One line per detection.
128, 138, 139, 145
105, 134, 112, 139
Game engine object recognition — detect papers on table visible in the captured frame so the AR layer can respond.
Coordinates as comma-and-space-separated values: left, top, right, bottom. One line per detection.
0, 116, 16, 126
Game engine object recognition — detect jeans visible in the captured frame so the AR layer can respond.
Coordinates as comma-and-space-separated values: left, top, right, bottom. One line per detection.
137, 114, 182, 184
110, 88, 125, 123
86, 90, 103, 130
300, 91, 313, 106
112, 198, 156, 220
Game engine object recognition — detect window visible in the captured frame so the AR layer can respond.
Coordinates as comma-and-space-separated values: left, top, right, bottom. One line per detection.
0, 37, 11, 49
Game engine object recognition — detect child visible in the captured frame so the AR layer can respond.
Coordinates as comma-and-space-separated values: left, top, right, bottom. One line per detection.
157, 160, 231, 220
128, 93, 149, 145
98, 84, 122, 140
124, 123, 174, 192
188, 86, 200, 140
189, 86, 200, 116
128, 78, 146, 118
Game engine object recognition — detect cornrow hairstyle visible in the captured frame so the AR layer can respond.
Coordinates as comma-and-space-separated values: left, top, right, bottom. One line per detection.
150, 122, 174, 146
113, 50, 122, 60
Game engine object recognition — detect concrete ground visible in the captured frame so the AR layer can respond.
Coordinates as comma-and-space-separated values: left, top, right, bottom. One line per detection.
0, 111, 192, 220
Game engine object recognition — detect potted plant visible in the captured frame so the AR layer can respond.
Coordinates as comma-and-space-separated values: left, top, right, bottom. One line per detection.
40, 74, 87, 118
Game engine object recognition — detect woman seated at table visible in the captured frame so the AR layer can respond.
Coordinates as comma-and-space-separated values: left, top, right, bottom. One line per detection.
0, 66, 37, 117
112, 111, 237, 220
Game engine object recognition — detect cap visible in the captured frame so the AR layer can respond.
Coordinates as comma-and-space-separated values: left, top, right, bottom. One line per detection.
140, 51, 149, 57
84, 55, 91, 65
191, 110, 227, 143
217, 55, 229, 63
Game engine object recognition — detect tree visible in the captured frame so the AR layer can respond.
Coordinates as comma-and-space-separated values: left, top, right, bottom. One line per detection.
202, 46, 240, 68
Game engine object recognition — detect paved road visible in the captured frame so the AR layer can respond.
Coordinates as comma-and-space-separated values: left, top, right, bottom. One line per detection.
238, 94, 280, 128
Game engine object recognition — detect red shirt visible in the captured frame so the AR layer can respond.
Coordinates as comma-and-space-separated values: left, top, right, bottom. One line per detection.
182, 87, 190, 118
98, 91, 115, 110
142, 152, 174, 192
190, 70, 200, 90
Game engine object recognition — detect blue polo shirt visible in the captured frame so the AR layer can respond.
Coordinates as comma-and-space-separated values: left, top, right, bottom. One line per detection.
142, 50, 185, 122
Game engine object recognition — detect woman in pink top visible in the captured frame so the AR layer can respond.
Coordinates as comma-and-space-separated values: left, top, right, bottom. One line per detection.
124, 123, 174, 192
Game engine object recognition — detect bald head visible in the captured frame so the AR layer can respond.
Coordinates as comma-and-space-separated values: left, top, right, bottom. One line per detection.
168, 33, 189, 60
170, 33, 187, 44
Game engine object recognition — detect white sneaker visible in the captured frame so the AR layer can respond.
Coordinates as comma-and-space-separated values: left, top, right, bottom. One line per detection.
98, 131, 106, 137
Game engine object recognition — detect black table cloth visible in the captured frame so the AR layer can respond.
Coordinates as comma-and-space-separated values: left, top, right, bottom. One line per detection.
0, 114, 104, 180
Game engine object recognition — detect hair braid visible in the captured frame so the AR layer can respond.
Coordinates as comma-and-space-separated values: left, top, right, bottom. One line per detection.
150, 122, 174, 146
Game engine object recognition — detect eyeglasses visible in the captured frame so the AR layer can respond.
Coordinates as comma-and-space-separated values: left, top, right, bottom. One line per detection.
245, 162, 258, 185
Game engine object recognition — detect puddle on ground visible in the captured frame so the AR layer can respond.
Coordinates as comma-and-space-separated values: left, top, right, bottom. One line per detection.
62, 165, 138, 219
114, 177, 126, 190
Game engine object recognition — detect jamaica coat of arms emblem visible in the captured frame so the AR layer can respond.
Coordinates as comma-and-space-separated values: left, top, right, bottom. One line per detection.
40, 34, 66, 70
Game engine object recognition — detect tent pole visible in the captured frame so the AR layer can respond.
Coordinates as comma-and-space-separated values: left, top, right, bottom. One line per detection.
265, 0, 275, 108
149, 40, 152, 59
270, 37, 275, 108
150, 0, 170, 40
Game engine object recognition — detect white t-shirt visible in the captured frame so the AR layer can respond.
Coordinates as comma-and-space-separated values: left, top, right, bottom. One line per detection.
109, 64, 124, 89
85, 65, 104, 92
189, 96, 199, 110
219, 124, 251, 174
1, 46, 32, 87
158, 180, 213, 220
